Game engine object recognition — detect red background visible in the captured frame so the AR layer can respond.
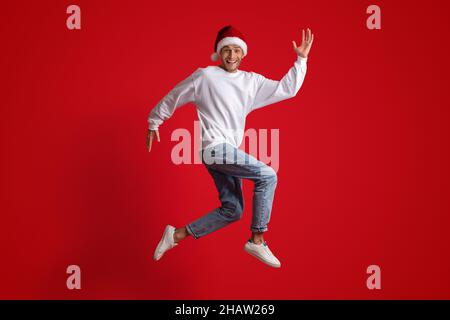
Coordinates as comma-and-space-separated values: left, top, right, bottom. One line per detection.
1, 0, 449, 299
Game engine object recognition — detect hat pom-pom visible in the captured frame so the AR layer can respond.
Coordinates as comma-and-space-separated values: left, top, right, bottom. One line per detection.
210, 52, 219, 61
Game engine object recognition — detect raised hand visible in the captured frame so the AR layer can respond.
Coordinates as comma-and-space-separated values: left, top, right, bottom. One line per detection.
292, 28, 314, 58
146, 129, 160, 152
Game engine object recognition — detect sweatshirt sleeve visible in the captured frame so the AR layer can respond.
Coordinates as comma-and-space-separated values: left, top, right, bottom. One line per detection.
249, 55, 307, 112
147, 70, 198, 130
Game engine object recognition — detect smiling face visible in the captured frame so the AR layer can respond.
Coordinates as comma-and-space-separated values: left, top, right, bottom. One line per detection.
219, 45, 245, 73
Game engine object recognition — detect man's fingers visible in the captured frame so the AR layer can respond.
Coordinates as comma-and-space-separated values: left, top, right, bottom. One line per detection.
147, 131, 156, 152
294, 28, 313, 56
147, 130, 160, 152
148, 133, 154, 152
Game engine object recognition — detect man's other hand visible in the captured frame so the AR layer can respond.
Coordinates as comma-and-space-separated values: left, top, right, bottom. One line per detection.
292, 28, 314, 58
146, 129, 160, 152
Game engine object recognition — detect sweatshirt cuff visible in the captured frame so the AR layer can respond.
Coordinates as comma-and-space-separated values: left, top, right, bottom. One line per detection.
296, 55, 308, 63
148, 123, 158, 130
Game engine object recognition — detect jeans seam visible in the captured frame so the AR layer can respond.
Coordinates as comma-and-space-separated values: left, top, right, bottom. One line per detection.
251, 181, 268, 232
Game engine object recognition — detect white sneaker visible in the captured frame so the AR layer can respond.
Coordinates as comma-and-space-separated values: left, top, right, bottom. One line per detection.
153, 225, 178, 261
244, 240, 281, 268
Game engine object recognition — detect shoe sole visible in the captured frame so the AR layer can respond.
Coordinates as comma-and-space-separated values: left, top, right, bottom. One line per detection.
153, 226, 172, 261
244, 245, 281, 268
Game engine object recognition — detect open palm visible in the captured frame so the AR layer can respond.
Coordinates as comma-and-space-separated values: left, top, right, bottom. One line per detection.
292, 28, 314, 58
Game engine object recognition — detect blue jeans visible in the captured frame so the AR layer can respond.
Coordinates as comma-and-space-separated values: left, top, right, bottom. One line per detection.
186, 143, 278, 239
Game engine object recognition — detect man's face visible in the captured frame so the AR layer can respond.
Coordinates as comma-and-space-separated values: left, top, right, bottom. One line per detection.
219, 45, 245, 73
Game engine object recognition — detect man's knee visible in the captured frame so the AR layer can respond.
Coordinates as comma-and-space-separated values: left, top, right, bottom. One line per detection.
220, 201, 244, 222
259, 166, 278, 185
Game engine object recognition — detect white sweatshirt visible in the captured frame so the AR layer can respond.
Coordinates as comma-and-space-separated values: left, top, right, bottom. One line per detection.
148, 55, 307, 151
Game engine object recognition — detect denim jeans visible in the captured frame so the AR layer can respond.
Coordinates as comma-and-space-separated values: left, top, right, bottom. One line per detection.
186, 143, 278, 239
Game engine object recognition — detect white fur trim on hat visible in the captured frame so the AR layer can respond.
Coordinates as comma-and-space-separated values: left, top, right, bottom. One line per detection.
210, 36, 247, 61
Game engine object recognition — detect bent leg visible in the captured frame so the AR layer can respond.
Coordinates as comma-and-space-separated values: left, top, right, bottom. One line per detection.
186, 166, 244, 239
201, 143, 278, 234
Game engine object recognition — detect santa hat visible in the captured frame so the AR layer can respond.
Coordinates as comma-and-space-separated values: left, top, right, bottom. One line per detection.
211, 25, 248, 61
